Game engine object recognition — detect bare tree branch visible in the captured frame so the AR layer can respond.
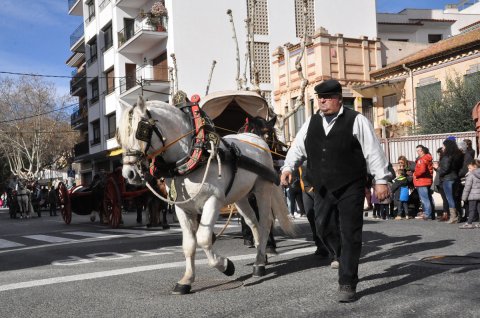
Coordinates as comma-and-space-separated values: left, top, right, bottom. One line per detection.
205, 60, 217, 95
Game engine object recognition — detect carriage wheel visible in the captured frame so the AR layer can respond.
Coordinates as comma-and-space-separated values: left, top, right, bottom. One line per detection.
57, 182, 72, 225
104, 177, 122, 228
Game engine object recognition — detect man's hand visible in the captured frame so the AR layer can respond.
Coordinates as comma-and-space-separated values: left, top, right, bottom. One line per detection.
281, 171, 292, 187
375, 184, 389, 201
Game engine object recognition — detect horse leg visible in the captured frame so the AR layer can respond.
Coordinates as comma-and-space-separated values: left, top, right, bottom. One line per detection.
196, 197, 235, 276
251, 184, 275, 276
234, 196, 269, 276
172, 207, 198, 295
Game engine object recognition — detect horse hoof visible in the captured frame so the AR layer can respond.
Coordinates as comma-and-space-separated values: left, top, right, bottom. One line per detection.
253, 265, 266, 277
223, 259, 235, 276
171, 283, 191, 295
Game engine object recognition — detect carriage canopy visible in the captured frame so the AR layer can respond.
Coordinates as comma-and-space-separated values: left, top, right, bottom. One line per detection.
200, 90, 270, 136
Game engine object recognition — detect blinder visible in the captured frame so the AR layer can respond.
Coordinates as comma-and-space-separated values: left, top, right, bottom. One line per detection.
136, 119, 154, 143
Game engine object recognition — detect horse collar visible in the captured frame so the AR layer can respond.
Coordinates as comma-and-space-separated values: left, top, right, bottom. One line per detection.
150, 94, 219, 178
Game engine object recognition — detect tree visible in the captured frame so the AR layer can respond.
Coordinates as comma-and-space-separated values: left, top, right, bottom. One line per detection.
0, 76, 79, 179
416, 72, 480, 134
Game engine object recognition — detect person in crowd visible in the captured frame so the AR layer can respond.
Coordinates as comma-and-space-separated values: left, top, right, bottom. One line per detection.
413, 145, 434, 220
460, 159, 480, 229
398, 155, 419, 218
371, 179, 391, 220
433, 147, 450, 221
287, 167, 305, 218
457, 141, 475, 222
48, 186, 57, 216
463, 139, 475, 159
435, 139, 464, 224
364, 174, 374, 215
391, 169, 410, 220
387, 162, 397, 217
280, 79, 390, 303
299, 162, 339, 269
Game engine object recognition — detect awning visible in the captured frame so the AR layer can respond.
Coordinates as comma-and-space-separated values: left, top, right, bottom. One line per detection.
353, 77, 407, 90
200, 90, 269, 119
108, 148, 123, 157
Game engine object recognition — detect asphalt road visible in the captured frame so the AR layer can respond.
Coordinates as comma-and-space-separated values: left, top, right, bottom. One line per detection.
0, 208, 479, 318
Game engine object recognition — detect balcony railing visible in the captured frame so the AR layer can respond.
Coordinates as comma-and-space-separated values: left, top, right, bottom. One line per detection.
70, 102, 88, 127
70, 69, 86, 95
119, 64, 169, 94
99, 0, 111, 11
68, 0, 79, 12
74, 140, 89, 157
89, 95, 99, 106
117, 16, 168, 47
70, 22, 84, 48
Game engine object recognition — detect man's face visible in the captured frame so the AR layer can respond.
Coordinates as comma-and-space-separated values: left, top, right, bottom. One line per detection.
317, 94, 342, 115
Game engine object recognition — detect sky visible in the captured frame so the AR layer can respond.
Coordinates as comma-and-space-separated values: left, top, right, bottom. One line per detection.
0, 0, 464, 100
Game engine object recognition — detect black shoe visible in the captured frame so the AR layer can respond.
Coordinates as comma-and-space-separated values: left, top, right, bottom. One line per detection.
244, 239, 254, 247
338, 285, 356, 303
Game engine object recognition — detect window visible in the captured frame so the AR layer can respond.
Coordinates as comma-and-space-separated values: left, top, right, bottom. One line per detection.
428, 34, 442, 44
388, 38, 409, 42
104, 67, 115, 95
89, 77, 99, 105
106, 113, 116, 139
293, 104, 305, 134
362, 98, 374, 123
102, 23, 113, 52
343, 97, 355, 110
295, 0, 315, 37
91, 120, 101, 145
86, 0, 95, 23
416, 82, 441, 125
87, 36, 97, 66
465, 71, 480, 89
383, 94, 398, 123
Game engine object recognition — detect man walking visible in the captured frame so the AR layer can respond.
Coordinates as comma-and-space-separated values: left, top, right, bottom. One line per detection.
280, 79, 390, 302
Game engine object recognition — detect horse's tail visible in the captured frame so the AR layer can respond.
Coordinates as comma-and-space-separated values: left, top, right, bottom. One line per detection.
271, 184, 296, 237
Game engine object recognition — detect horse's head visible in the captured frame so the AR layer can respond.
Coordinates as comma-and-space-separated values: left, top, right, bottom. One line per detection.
117, 95, 188, 185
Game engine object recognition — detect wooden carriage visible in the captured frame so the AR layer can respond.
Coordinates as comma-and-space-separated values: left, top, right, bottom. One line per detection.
56, 168, 150, 228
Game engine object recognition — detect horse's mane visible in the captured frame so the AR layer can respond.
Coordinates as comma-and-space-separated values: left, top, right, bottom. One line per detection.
116, 104, 147, 151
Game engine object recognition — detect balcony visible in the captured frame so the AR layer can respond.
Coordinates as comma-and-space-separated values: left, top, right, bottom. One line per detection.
119, 64, 170, 103
118, 17, 167, 54
68, 0, 83, 16
74, 140, 89, 157
116, 0, 150, 8
70, 102, 88, 129
70, 22, 85, 51
70, 69, 87, 96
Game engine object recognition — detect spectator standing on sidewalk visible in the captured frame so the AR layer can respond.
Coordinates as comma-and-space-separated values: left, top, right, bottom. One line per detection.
413, 145, 434, 220
436, 139, 464, 224
391, 169, 410, 220
433, 147, 450, 221
460, 159, 480, 229
280, 79, 390, 303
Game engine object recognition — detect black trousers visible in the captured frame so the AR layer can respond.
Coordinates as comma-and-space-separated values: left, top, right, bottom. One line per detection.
313, 178, 365, 287
303, 191, 325, 251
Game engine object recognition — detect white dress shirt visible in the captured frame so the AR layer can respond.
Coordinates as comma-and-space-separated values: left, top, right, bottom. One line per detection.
281, 106, 391, 184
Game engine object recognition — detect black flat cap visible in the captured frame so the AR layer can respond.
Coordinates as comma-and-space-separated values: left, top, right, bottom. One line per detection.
314, 79, 342, 95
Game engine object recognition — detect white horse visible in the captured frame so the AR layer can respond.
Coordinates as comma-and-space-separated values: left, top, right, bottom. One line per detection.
117, 96, 294, 294
8, 177, 33, 218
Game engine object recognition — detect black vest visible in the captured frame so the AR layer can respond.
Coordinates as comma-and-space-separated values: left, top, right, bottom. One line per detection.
305, 108, 367, 191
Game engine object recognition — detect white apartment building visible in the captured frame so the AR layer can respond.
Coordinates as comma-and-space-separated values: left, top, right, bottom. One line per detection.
66, 0, 377, 183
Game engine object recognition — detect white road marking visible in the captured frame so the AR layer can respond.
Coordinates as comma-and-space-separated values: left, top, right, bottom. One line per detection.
23, 235, 75, 243
0, 245, 316, 292
64, 231, 121, 239
0, 239, 25, 249
102, 229, 159, 235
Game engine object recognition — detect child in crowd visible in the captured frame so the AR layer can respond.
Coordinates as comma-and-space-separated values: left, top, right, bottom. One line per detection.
460, 160, 480, 229
391, 169, 410, 220
371, 180, 391, 219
